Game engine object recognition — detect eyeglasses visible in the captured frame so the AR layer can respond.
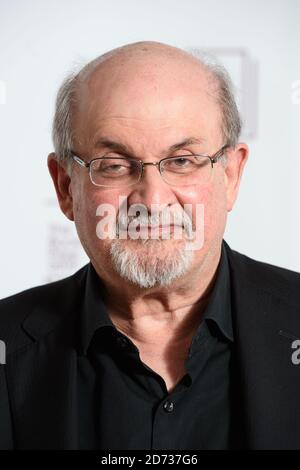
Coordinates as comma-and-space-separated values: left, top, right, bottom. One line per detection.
70, 144, 229, 188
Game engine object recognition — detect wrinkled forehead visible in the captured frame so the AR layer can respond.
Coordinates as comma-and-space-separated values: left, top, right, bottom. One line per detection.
71, 49, 222, 147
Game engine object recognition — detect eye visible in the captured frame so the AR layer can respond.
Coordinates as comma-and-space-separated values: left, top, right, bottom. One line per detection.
163, 156, 198, 172
102, 162, 129, 173
91, 156, 139, 179
172, 157, 192, 167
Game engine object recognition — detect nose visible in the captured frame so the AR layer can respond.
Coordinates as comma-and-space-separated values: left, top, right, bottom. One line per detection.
126, 161, 177, 209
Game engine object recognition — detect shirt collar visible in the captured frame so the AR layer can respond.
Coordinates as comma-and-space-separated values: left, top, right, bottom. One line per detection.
80, 263, 116, 355
80, 239, 233, 355
200, 239, 233, 343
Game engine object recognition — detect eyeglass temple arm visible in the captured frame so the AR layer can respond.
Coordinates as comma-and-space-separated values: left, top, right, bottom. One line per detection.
71, 154, 90, 169
210, 145, 230, 164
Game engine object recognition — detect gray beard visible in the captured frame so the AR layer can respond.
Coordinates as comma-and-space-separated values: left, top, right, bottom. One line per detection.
110, 238, 195, 288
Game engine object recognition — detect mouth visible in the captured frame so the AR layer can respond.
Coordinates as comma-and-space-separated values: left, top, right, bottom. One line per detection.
133, 224, 184, 236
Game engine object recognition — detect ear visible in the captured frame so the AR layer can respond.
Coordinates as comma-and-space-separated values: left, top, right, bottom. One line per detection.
224, 143, 249, 212
47, 153, 74, 221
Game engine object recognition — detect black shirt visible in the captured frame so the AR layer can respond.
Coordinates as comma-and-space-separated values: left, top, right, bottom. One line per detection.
77, 240, 234, 450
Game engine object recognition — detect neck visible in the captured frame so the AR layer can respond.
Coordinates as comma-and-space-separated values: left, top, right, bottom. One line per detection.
91, 242, 222, 344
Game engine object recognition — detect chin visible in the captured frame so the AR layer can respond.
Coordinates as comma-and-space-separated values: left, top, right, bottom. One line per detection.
109, 237, 195, 289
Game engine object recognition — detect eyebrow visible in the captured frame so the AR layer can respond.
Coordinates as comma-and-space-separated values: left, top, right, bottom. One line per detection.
94, 137, 205, 155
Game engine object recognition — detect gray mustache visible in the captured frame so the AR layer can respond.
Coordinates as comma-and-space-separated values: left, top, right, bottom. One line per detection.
116, 211, 193, 235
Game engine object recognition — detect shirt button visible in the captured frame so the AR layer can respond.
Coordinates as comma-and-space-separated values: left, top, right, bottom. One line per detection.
163, 400, 174, 413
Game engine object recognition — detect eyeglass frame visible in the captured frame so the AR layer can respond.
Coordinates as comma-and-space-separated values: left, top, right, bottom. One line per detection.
69, 144, 230, 188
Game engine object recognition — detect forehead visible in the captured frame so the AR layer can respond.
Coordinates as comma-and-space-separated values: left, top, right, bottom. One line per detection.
72, 53, 222, 150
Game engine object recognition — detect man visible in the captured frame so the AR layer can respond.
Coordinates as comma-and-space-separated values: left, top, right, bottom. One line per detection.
1, 41, 300, 450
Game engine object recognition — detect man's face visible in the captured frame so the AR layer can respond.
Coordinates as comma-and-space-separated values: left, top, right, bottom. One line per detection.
49, 51, 248, 288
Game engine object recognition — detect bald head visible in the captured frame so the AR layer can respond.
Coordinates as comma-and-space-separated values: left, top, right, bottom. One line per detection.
52, 41, 241, 163
76, 41, 217, 113
78, 41, 208, 80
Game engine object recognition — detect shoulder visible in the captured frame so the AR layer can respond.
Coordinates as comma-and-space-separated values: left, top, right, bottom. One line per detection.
0, 264, 88, 313
0, 264, 89, 351
224, 240, 300, 306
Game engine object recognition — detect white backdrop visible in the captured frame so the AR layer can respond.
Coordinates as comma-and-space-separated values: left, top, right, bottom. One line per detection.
1, 0, 299, 298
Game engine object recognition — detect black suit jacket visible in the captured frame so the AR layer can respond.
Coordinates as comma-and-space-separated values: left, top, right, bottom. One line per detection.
1, 240, 300, 449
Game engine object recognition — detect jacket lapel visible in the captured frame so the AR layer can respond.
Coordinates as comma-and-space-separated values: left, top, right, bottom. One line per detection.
5, 267, 87, 449
226, 241, 300, 449
6, 332, 78, 449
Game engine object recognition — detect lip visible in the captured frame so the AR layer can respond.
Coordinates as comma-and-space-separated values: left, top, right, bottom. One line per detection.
134, 224, 184, 234
137, 224, 181, 229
